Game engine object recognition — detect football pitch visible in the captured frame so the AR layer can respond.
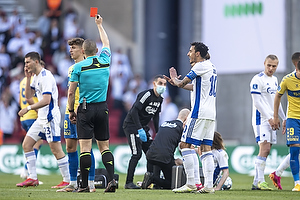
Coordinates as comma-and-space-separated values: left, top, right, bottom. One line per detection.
0, 173, 298, 200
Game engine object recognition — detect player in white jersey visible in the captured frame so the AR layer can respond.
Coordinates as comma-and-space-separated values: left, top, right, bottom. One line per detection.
211, 131, 230, 191
250, 55, 286, 190
16, 52, 70, 187
269, 52, 300, 190
165, 42, 217, 194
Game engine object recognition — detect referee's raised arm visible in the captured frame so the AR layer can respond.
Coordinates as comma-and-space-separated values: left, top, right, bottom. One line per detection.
95, 14, 109, 49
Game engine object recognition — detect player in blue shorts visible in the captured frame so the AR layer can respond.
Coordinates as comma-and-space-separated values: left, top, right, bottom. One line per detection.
273, 60, 300, 192
269, 52, 300, 190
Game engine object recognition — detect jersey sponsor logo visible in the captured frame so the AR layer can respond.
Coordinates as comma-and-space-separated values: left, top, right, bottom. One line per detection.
252, 84, 258, 89
140, 91, 150, 104
145, 106, 157, 115
161, 122, 177, 128
149, 101, 160, 107
266, 87, 276, 94
287, 90, 300, 97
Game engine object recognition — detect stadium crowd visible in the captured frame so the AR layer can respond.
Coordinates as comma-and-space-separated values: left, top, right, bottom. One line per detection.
0, 6, 178, 144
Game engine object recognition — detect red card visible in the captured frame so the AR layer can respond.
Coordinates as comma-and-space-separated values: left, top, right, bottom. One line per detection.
90, 7, 98, 17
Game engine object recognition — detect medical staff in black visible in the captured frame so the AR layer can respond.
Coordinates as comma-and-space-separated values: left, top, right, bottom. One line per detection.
142, 109, 190, 189
123, 75, 167, 189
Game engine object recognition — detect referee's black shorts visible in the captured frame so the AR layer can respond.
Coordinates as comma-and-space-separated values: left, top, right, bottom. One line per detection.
76, 101, 109, 141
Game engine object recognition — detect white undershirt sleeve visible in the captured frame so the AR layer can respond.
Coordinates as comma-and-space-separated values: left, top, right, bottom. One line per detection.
278, 103, 286, 121
252, 93, 273, 120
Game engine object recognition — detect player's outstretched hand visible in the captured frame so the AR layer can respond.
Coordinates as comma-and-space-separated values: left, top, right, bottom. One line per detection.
169, 67, 178, 80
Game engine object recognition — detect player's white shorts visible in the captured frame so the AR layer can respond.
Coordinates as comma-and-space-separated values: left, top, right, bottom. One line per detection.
181, 117, 215, 146
252, 121, 277, 144
27, 115, 61, 143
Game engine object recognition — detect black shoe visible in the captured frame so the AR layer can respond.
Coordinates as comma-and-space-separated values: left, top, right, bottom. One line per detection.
251, 184, 261, 190
105, 179, 117, 193
73, 186, 89, 193
142, 172, 153, 189
124, 182, 141, 189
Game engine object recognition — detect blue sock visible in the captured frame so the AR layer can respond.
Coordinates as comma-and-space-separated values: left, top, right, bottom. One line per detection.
25, 148, 39, 170
290, 146, 300, 181
89, 149, 95, 181
68, 151, 79, 181
34, 148, 39, 157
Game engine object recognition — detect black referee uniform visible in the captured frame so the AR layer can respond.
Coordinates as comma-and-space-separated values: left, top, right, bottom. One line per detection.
146, 119, 183, 189
123, 89, 163, 187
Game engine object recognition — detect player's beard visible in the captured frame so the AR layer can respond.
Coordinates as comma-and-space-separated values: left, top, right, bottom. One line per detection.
190, 61, 196, 67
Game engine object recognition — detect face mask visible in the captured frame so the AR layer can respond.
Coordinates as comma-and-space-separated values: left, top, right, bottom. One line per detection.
156, 85, 166, 95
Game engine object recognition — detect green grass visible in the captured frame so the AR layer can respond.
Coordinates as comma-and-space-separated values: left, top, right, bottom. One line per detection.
0, 173, 299, 200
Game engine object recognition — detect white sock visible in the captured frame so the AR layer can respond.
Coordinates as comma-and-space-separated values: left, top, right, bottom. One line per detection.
88, 180, 95, 189
181, 148, 195, 185
276, 154, 290, 177
253, 162, 258, 186
255, 156, 266, 183
192, 150, 201, 185
69, 180, 77, 187
57, 156, 70, 182
201, 151, 214, 188
25, 151, 37, 179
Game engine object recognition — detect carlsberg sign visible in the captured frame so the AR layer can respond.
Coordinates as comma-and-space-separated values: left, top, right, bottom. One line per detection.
0, 144, 291, 175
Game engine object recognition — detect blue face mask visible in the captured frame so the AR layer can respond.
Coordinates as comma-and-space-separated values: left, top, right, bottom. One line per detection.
156, 85, 166, 95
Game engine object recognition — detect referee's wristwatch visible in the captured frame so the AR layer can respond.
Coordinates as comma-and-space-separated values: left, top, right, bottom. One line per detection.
68, 109, 74, 113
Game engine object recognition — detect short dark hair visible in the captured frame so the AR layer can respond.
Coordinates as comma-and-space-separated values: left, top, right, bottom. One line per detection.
153, 74, 165, 82
25, 52, 41, 62
191, 42, 209, 58
297, 61, 300, 70
40, 60, 45, 67
68, 37, 84, 46
292, 52, 300, 63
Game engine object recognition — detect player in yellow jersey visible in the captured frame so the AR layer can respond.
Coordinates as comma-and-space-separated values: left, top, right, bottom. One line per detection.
273, 60, 300, 192
269, 52, 300, 190
56, 38, 96, 192
19, 61, 44, 179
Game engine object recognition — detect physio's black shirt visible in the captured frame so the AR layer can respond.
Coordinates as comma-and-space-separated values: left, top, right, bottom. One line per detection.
146, 119, 183, 164
124, 89, 163, 131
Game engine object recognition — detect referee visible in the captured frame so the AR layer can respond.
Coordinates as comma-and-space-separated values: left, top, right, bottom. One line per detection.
67, 14, 116, 193
124, 75, 167, 189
